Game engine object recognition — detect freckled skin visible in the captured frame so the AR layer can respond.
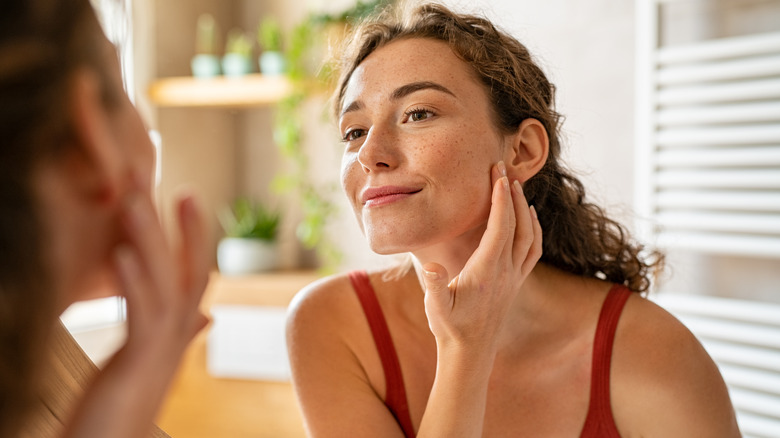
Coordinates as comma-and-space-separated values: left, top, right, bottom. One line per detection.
340, 38, 511, 255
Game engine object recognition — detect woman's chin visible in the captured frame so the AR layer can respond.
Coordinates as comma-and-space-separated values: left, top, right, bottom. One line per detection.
367, 238, 414, 256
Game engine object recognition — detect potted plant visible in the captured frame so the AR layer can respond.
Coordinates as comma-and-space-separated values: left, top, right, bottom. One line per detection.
257, 16, 286, 75
217, 198, 280, 275
222, 28, 254, 77
191, 13, 221, 78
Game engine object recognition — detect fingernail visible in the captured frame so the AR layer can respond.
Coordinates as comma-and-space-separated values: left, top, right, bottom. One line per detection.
530, 205, 538, 220
497, 161, 507, 177
423, 269, 439, 280
501, 176, 510, 191
513, 180, 522, 194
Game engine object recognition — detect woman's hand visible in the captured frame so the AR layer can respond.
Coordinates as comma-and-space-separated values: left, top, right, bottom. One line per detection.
115, 182, 210, 359
63, 179, 209, 438
421, 161, 542, 353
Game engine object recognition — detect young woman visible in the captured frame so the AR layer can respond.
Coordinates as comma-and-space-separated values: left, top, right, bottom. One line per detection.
0, 0, 209, 436
286, 2, 740, 437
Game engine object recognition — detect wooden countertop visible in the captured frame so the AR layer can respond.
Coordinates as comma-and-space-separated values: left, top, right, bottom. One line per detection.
156, 271, 321, 438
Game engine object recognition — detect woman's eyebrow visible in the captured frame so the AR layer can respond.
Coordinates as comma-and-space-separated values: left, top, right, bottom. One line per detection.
391, 81, 455, 100
340, 81, 455, 118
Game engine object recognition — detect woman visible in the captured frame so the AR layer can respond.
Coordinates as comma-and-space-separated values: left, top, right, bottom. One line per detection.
0, 0, 208, 437
287, 2, 740, 437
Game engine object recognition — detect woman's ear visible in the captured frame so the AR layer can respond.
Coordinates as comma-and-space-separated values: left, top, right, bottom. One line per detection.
504, 118, 549, 183
65, 68, 123, 205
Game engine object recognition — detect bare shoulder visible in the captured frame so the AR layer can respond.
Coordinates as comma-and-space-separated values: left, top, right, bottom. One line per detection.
611, 293, 740, 437
287, 272, 357, 333
286, 270, 410, 437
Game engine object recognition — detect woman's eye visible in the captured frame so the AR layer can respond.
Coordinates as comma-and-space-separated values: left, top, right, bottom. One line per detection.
404, 107, 434, 123
342, 129, 366, 142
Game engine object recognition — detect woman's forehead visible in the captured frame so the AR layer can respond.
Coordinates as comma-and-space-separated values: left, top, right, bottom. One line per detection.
341, 38, 480, 111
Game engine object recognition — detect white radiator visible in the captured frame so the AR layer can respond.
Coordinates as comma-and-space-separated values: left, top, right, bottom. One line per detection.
635, 1, 780, 258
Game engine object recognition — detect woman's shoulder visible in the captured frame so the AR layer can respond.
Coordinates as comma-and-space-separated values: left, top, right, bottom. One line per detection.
287, 271, 358, 331
611, 292, 740, 435
286, 268, 401, 335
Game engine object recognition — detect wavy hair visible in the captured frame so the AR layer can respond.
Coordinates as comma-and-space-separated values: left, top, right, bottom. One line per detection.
332, 1, 664, 293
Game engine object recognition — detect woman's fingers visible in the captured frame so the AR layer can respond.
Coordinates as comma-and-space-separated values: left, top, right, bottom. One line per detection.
509, 180, 539, 274
522, 205, 543, 275
114, 244, 151, 322
121, 190, 174, 301
421, 262, 453, 329
472, 165, 515, 264
176, 192, 209, 304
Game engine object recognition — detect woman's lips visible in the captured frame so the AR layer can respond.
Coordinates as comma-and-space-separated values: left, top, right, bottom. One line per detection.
361, 185, 422, 207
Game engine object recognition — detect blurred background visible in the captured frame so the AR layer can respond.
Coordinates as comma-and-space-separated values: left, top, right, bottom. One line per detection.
61, 0, 779, 437
130, 0, 780, 302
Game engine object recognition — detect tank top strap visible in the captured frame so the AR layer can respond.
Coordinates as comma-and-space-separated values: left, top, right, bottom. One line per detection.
348, 271, 416, 438
580, 284, 632, 438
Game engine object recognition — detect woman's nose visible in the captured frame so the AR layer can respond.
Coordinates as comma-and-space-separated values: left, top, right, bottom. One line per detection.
357, 127, 398, 173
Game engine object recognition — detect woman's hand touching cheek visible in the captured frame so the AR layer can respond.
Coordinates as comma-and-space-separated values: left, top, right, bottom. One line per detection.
421, 161, 542, 355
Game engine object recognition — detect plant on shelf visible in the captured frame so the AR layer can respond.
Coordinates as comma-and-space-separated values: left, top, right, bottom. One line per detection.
191, 13, 221, 78
222, 28, 254, 77
217, 198, 280, 276
257, 16, 286, 75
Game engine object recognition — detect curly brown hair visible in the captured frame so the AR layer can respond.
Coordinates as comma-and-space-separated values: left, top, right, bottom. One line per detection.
332, 1, 663, 293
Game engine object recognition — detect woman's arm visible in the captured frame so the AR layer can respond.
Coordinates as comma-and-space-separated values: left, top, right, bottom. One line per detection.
61, 187, 209, 438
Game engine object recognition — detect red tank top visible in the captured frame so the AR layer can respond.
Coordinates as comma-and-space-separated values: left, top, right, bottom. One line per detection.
348, 270, 630, 438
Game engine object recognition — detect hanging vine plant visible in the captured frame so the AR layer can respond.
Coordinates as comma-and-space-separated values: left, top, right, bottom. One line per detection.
270, 0, 390, 272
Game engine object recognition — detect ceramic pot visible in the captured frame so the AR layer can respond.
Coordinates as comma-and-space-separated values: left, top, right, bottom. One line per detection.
217, 238, 277, 275
221, 53, 253, 77
191, 54, 221, 78
259, 51, 286, 76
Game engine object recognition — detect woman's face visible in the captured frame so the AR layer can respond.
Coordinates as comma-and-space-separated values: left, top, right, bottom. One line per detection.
101, 40, 156, 190
339, 38, 507, 254
64, 36, 156, 304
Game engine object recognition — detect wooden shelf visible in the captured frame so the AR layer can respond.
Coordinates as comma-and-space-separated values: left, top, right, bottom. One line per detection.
148, 74, 293, 108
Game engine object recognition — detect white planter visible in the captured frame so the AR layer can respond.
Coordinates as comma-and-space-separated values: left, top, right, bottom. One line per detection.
217, 238, 277, 275
221, 53, 253, 77
259, 51, 286, 75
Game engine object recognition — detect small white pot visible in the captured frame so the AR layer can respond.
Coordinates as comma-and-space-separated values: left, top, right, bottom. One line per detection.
217, 238, 277, 275
259, 51, 286, 75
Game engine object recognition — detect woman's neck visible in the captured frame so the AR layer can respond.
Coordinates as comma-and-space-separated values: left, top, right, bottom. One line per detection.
410, 223, 486, 282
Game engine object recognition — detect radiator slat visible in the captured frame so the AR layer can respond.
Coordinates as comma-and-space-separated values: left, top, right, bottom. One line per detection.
656, 191, 780, 212
656, 125, 780, 147
658, 31, 780, 64
719, 364, 780, 397
656, 232, 780, 258
656, 169, 780, 189
657, 102, 780, 126
736, 411, 780, 438
656, 146, 780, 167
658, 78, 780, 106
656, 211, 780, 235
658, 54, 780, 85
730, 388, 780, 420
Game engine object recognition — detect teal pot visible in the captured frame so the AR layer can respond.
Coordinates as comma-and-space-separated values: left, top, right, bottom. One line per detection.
191, 54, 221, 78
217, 238, 277, 275
259, 51, 286, 76
222, 53, 253, 77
